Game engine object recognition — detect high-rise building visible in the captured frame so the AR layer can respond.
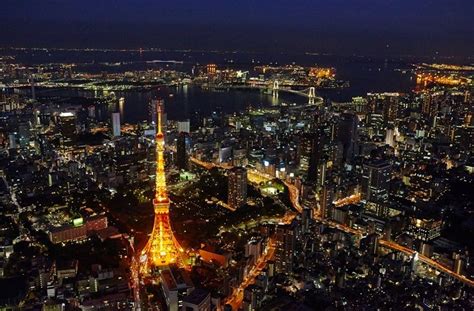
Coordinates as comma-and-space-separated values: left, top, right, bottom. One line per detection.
243, 285, 264, 310
361, 160, 392, 202
301, 207, 313, 233
327, 141, 344, 170
8, 133, 17, 149
177, 120, 190, 133
206, 64, 217, 75
361, 233, 379, 256
385, 127, 395, 147
275, 224, 296, 274
176, 132, 188, 170
160, 267, 195, 311
182, 289, 211, 311
219, 146, 232, 163
421, 91, 443, 118
58, 112, 76, 146
319, 183, 335, 219
367, 92, 399, 124
408, 218, 442, 242
382, 94, 399, 124
245, 238, 262, 266
421, 93, 432, 116
366, 113, 384, 137
298, 131, 325, 181
111, 112, 121, 137
228, 167, 247, 210
452, 125, 474, 152
352, 96, 368, 113
87, 105, 96, 119
337, 113, 358, 164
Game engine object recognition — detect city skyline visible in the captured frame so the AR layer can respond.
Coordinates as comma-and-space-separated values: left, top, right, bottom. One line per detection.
0, 2, 473, 310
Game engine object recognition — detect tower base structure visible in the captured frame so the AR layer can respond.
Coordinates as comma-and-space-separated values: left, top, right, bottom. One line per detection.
140, 199, 182, 275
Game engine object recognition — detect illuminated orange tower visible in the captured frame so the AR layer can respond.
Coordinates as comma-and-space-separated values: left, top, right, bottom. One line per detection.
140, 102, 180, 273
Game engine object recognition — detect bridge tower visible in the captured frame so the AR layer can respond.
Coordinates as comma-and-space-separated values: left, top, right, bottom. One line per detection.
308, 87, 316, 105
30, 75, 36, 100
140, 102, 181, 274
272, 80, 279, 98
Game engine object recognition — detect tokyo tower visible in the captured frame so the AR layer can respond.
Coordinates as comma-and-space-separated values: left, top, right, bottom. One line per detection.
140, 102, 180, 273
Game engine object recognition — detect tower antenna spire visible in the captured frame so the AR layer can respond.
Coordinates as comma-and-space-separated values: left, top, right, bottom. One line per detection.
157, 102, 163, 134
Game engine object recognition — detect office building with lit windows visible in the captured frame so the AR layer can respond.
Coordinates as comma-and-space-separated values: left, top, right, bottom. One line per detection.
361, 160, 392, 202
228, 167, 247, 209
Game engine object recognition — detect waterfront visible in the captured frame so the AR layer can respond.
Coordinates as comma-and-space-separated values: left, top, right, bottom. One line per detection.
24, 67, 415, 125
5, 48, 417, 116
30, 85, 305, 124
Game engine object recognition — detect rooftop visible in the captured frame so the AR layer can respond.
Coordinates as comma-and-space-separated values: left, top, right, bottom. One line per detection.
183, 288, 210, 305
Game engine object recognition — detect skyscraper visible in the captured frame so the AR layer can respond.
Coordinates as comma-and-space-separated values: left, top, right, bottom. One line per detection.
8, 133, 17, 149
301, 207, 313, 233
337, 113, 358, 164
177, 120, 190, 134
367, 92, 399, 124
319, 183, 335, 219
58, 112, 76, 146
112, 112, 121, 137
228, 167, 247, 210
275, 223, 296, 274
385, 127, 396, 147
361, 160, 392, 202
176, 132, 188, 170
382, 94, 399, 124
298, 131, 325, 182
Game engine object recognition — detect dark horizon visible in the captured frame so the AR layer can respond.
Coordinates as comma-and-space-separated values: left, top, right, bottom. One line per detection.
1, 0, 473, 59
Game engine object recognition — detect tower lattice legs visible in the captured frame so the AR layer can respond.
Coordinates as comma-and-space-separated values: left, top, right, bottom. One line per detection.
140, 210, 179, 274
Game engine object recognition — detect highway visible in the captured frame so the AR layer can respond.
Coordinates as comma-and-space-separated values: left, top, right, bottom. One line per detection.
283, 180, 303, 213
379, 240, 474, 287
333, 193, 361, 207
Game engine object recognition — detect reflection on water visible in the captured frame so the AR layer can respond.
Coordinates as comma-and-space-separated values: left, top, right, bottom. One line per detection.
12, 49, 417, 122
25, 55, 415, 124
12, 49, 416, 100
118, 97, 125, 119
32, 86, 305, 124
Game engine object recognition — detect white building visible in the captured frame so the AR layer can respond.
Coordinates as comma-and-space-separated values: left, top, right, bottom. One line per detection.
112, 112, 121, 137
178, 120, 190, 133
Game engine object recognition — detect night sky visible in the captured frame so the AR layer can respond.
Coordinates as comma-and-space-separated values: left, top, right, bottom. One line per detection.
1, 0, 473, 57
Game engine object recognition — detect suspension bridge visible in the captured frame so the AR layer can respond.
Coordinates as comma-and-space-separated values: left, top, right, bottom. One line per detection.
211, 80, 323, 105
